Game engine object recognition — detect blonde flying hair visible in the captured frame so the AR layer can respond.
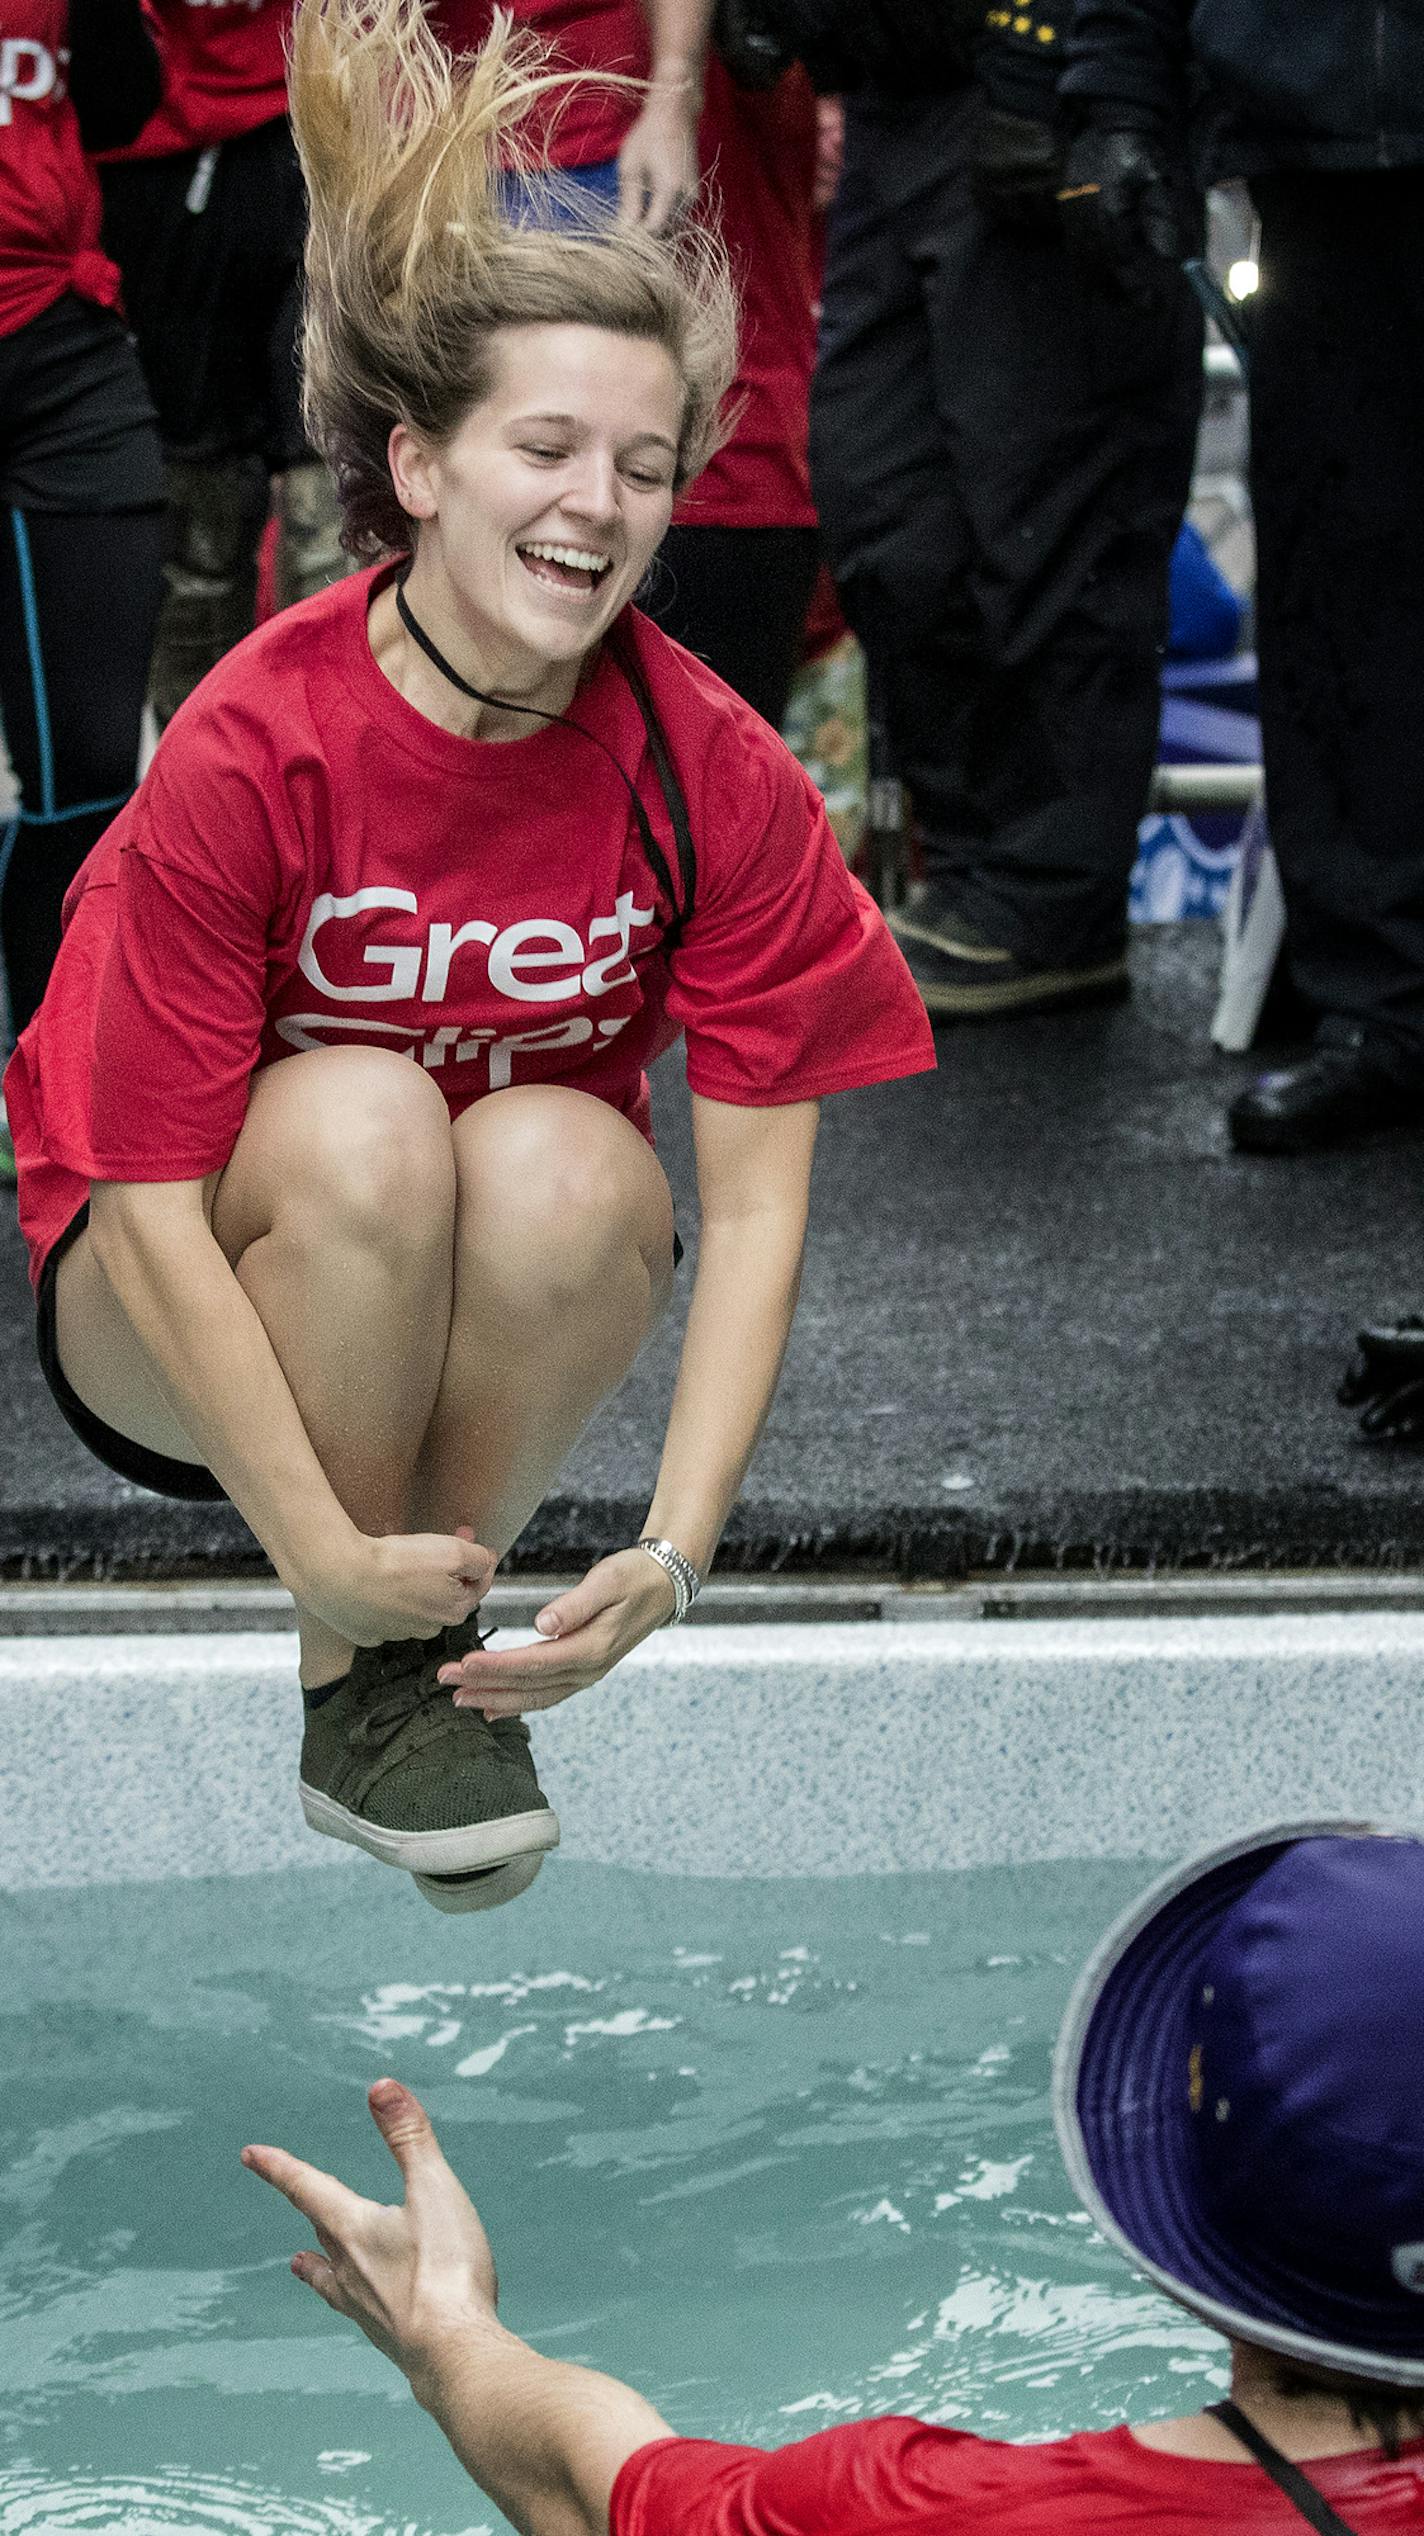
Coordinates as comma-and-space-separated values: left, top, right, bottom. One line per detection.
290, 0, 740, 558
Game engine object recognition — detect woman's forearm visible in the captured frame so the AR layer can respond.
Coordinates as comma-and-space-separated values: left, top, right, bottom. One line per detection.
415, 2318, 672, 2536
88, 1190, 358, 1588
637, 0, 714, 92
643, 1200, 807, 1577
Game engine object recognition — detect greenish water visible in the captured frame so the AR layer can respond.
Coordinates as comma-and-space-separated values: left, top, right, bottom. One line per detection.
0, 1858, 1224, 2534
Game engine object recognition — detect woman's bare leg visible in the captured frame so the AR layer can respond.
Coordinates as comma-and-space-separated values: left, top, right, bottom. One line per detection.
56, 1047, 459, 1687
414, 1086, 677, 1551
209, 1050, 459, 1686
52, 1065, 674, 1683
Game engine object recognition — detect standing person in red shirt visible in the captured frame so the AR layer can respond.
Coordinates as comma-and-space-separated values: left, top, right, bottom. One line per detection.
98, 0, 345, 727
648, 41, 822, 732
0, 0, 164, 1146
437, 0, 822, 729
4, 0, 932, 1910
244, 1822, 1424, 2534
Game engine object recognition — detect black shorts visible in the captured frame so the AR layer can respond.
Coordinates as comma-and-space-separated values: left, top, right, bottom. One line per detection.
99, 116, 309, 470
36, 1208, 229, 1501
0, 291, 164, 514
35, 1209, 686, 1505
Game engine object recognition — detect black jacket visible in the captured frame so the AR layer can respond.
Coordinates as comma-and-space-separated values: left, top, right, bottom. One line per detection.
1061, 0, 1424, 177
715, 0, 1075, 126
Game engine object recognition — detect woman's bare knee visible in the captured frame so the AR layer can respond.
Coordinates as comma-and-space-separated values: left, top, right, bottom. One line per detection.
212, 1048, 457, 1264
451, 1087, 675, 1300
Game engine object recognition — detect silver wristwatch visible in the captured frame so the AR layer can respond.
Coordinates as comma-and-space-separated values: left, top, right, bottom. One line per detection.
634, 1536, 702, 1626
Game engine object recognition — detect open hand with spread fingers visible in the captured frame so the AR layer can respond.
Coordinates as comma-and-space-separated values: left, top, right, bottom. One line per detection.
242, 2077, 499, 2383
242, 2080, 673, 2536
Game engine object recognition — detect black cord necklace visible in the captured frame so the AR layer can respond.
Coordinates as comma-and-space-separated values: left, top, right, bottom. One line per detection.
395, 569, 579, 733
392, 567, 696, 939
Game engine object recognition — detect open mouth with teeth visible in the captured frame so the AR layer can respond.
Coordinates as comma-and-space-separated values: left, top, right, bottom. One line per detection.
516, 541, 614, 595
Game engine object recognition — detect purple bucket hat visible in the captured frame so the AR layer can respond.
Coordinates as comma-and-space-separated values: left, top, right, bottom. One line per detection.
1053, 1819, 1424, 2387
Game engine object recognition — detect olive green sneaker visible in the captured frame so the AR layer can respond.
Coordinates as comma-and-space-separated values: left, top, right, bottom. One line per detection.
299, 1623, 559, 1882
413, 1715, 553, 1913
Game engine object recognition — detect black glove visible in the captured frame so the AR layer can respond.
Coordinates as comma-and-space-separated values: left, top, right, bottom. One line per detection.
1057, 123, 1192, 284
1338, 1318, 1424, 1445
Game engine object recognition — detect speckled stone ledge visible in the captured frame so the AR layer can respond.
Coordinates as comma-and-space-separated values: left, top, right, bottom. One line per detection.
2, 1615, 1421, 1891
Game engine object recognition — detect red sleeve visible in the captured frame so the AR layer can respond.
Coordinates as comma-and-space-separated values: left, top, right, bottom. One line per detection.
666, 743, 935, 1108
610, 2418, 988, 2536
87, 743, 288, 1181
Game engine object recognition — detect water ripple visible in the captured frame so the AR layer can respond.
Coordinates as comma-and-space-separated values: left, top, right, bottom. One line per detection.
0, 2469, 490, 2536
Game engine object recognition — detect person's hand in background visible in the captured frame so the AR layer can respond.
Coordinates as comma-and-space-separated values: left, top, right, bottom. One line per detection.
1058, 119, 1194, 284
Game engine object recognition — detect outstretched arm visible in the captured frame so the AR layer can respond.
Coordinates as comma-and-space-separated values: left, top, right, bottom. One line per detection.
640, 1090, 818, 1578
243, 2081, 673, 2536
438, 1094, 819, 1711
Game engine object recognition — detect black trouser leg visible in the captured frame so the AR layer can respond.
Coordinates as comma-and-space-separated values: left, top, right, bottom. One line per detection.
0, 506, 163, 1035
812, 90, 1201, 967
1249, 170, 1424, 1080
812, 96, 989, 888
101, 121, 310, 724
644, 524, 822, 728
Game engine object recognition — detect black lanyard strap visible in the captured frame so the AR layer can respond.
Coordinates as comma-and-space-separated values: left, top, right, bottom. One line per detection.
393, 577, 696, 944
1208, 2401, 1361, 2535
604, 622, 696, 925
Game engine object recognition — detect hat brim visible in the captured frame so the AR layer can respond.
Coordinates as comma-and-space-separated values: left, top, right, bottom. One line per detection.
1053, 1817, 1424, 2389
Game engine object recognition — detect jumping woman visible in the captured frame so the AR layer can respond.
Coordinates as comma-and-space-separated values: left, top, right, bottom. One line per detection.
4, 0, 933, 1911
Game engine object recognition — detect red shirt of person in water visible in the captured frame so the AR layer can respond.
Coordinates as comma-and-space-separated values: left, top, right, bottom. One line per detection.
612, 2412, 1424, 2533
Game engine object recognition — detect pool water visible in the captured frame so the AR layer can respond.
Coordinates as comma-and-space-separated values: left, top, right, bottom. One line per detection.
1, 1857, 1225, 2535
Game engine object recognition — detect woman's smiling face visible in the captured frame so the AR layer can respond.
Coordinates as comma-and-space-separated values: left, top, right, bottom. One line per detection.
390, 322, 684, 684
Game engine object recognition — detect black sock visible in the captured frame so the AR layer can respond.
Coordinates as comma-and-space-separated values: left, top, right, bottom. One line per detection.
302, 1669, 351, 1713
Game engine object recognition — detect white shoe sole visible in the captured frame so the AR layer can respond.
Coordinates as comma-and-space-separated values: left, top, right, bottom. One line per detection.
299, 1783, 560, 1874
412, 1852, 548, 1914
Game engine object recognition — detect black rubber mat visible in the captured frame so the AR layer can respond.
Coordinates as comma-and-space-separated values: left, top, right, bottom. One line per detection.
3, 925, 1422, 1581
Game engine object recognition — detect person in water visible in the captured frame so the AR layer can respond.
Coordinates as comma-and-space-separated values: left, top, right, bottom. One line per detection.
244, 1820, 1424, 2532
2, 0, 932, 1912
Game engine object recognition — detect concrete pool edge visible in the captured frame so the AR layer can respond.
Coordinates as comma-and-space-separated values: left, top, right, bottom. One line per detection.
3, 1612, 1421, 1891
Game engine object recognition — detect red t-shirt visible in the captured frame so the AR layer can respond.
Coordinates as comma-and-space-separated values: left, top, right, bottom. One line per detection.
4, 564, 933, 1288
432, 0, 646, 168
612, 2417, 1424, 2535
674, 55, 819, 531
110, 0, 291, 157
0, 1, 122, 336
